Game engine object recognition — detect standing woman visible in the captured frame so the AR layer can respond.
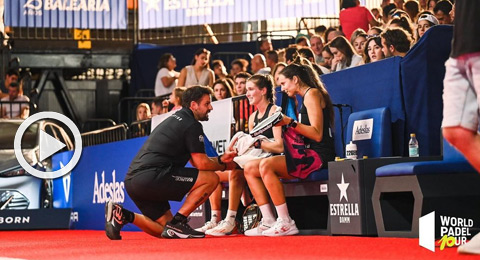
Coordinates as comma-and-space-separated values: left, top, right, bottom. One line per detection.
154, 53, 180, 97
339, 0, 382, 40
244, 57, 335, 236
178, 48, 215, 88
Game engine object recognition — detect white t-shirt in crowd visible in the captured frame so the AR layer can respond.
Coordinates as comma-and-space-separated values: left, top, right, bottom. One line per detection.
155, 68, 179, 97
1, 95, 29, 118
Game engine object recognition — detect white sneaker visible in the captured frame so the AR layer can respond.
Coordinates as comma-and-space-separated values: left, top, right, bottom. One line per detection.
262, 218, 299, 237
205, 220, 236, 236
194, 221, 218, 233
244, 220, 273, 236
458, 233, 480, 254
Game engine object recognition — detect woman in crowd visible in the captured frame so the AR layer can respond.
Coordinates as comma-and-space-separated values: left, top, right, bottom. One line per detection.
154, 53, 180, 97
243, 57, 335, 236
177, 48, 214, 88
350, 29, 368, 55
272, 62, 287, 86
135, 103, 151, 121
329, 36, 364, 72
416, 13, 439, 40
197, 74, 283, 236
212, 79, 234, 101
363, 36, 385, 63
321, 45, 334, 70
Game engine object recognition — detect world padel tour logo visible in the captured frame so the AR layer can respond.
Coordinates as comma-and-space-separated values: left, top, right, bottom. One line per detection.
419, 211, 473, 252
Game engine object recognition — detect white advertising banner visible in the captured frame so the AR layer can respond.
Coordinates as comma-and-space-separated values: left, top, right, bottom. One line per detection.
201, 98, 233, 155
151, 98, 233, 155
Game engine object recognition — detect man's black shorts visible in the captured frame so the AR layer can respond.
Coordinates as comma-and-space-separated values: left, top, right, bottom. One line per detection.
125, 166, 198, 221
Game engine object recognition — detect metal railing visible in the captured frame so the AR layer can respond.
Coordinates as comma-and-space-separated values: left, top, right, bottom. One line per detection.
0, 100, 36, 119
128, 119, 151, 138
81, 123, 128, 147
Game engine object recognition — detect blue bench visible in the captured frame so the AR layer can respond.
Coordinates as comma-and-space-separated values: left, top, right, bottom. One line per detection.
372, 139, 480, 237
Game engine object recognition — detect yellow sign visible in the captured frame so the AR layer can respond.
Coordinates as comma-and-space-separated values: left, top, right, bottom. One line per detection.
74, 29, 91, 40
78, 41, 92, 49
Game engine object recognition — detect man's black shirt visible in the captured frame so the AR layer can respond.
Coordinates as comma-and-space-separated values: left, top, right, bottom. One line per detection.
127, 107, 206, 178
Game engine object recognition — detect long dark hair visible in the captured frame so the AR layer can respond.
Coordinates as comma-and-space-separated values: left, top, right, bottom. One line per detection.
191, 48, 211, 68
247, 74, 275, 104
279, 56, 334, 127
329, 36, 356, 67
212, 79, 233, 101
158, 53, 174, 70
363, 36, 383, 63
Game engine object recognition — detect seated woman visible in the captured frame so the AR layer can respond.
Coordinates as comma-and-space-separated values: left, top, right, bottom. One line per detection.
136, 103, 151, 121
212, 79, 234, 101
329, 36, 364, 72
196, 74, 283, 236
243, 56, 335, 236
363, 36, 385, 63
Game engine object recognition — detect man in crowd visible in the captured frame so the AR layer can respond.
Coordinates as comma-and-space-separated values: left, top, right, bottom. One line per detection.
233, 72, 250, 96
265, 50, 278, 71
105, 86, 238, 240
250, 54, 271, 75
310, 35, 325, 64
433, 0, 453, 25
380, 28, 413, 58
1, 81, 29, 119
0, 68, 19, 99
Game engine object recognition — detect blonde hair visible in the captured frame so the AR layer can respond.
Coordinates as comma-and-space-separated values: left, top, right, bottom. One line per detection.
136, 103, 151, 120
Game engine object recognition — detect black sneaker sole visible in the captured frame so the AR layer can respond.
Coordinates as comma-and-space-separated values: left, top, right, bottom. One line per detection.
161, 227, 205, 239
105, 201, 122, 240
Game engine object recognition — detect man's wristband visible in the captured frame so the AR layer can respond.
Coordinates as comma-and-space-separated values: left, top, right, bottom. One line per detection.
217, 155, 225, 165
254, 139, 262, 149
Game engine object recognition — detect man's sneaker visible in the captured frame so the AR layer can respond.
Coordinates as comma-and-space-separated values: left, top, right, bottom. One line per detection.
262, 218, 299, 237
105, 201, 126, 240
194, 220, 218, 233
244, 220, 273, 236
205, 220, 236, 236
161, 220, 205, 239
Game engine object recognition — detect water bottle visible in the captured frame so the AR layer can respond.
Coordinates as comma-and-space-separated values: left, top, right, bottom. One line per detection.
409, 133, 419, 157
346, 141, 358, 159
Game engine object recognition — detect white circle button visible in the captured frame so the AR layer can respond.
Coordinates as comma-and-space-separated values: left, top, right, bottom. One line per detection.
14, 112, 82, 179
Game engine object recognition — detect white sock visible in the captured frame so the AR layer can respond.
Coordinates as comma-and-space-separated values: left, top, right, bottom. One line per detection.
226, 210, 237, 224
275, 203, 291, 222
259, 204, 275, 223
211, 210, 221, 223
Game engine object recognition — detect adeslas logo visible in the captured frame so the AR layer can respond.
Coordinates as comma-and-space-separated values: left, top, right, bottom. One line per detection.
355, 125, 371, 135
92, 170, 125, 204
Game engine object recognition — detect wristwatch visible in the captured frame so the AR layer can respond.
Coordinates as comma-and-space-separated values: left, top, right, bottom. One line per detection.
254, 139, 262, 149
288, 118, 298, 128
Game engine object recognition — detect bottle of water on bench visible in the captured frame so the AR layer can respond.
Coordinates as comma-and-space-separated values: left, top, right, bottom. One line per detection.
409, 133, 419, 157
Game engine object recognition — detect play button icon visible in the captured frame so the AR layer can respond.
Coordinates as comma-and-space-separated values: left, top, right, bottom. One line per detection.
39, 130, 67, 162
14, 112, 83, 179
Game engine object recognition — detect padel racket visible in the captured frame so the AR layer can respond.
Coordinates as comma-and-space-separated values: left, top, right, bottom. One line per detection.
250, 111, 283, 137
